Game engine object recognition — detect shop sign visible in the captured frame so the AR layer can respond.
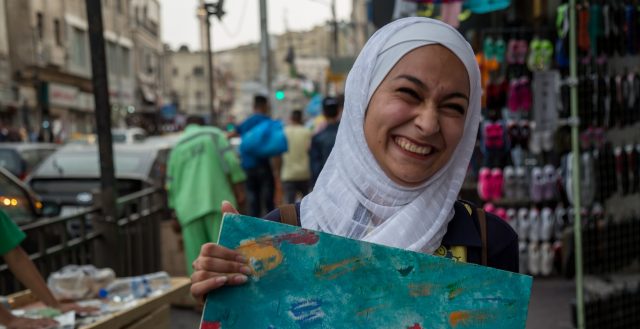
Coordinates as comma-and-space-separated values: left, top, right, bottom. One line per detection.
49, 82, 79, 108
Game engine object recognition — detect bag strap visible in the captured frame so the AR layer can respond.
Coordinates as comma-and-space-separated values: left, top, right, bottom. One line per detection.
476, 208, 488, 266
279, 204, 300, 226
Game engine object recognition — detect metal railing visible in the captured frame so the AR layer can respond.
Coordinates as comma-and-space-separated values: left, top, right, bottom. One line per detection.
0, 187, 166, 295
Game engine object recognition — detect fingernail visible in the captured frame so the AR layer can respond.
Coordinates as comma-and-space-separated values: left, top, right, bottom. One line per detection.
240, 266, 252, 275
235, 275, 248, 283
215, 276, 228, 284
236, 255, 247, 263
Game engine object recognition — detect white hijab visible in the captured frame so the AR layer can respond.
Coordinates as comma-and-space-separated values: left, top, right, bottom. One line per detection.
300, 17, 482, 254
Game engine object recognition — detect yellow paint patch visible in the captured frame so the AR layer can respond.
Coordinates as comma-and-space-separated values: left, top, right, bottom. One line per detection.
236, 240, 282, 278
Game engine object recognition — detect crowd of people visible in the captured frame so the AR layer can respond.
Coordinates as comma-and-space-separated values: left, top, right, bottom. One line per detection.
166, 93, 345, 275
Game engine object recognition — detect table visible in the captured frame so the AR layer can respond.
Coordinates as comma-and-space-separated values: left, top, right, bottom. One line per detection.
6, 277, 191, 329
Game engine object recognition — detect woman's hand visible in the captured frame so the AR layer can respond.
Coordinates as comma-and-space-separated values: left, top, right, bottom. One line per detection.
56, 302, 99, 315
4, 316, 57, 329
190, 201, 251, 303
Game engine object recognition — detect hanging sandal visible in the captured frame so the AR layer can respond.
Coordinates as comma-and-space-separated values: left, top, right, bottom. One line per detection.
494, 37, 506, 64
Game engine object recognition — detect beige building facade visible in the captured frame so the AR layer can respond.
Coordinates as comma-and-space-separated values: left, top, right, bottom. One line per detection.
2, 0, 164, 140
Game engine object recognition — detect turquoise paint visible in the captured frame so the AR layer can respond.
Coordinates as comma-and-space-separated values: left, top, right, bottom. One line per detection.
201, 214, 532, 328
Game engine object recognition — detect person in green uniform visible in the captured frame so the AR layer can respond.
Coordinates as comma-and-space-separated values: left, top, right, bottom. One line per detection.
167, 116, 246, 275
0, 210, 96, 329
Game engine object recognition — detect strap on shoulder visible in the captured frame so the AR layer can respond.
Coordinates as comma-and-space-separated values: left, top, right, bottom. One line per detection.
476, 208, 488, 266
279, 204, 300, 226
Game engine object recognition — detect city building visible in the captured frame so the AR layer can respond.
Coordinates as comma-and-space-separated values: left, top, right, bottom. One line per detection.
129, 0, 163, 133
2, 0, 164, 140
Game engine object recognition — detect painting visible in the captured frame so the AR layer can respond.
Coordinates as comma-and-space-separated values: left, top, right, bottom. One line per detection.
200, 214, 532, 328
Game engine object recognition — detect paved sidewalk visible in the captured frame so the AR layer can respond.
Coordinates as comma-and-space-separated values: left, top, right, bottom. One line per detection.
171, 277, 577, 328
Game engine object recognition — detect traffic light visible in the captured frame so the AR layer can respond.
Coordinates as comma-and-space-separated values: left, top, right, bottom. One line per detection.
275, 90, 285, 101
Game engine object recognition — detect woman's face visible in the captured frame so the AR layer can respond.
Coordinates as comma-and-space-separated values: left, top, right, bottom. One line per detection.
364, 45, 470, 187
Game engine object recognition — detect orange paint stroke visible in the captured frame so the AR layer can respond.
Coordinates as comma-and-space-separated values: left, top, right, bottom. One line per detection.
449, 287, 464, 300
449, 310, 490, 327
408, 283, 432, 297
315, 257, 363, 280
355, 304, 387, 317
449, 311, 471, 327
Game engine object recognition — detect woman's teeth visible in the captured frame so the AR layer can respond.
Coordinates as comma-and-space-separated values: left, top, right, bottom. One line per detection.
395, 137, 432, 155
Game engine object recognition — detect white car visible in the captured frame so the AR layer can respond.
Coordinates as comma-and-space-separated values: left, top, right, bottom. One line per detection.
112, 128, 147, 144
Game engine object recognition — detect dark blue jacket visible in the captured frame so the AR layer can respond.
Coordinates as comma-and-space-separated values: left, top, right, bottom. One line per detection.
236, 113, 271, 170
309, 122, 339, 184
264, 201, 519, 273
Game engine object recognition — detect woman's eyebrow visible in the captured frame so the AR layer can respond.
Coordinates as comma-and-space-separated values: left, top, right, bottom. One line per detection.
394, 74, 427, 91
395, 74, 469, 102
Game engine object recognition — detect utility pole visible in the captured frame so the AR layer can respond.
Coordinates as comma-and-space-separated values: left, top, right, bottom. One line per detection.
331, 0, 338, 58
85, 0, 120, 274
201, 1, 225, 126
259, 0, 271, 108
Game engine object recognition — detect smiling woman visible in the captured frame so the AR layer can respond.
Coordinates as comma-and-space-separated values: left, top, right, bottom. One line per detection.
364, 45, 470, 186
190, 17, 519, 303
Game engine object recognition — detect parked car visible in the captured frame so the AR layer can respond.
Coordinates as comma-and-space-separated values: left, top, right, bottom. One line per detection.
112, 127, 147, 144
0, 143, 59, 180
0, 166, 43, 225
27, 143, 170, 218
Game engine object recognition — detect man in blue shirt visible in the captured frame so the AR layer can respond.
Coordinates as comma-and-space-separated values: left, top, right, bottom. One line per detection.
235, 95, 277, 217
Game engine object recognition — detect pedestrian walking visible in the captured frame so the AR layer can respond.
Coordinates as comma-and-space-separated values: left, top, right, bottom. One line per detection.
191, 17, 518, 300
309, 96, 342, 186
167, 116, 246, 275
279, 110, 312, 204
234, 95, 279, 217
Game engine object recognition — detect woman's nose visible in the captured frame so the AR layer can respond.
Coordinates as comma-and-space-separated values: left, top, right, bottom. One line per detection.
414, 104, 440, 135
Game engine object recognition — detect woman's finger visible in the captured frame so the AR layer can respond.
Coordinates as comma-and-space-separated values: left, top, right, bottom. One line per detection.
199, 243, 246, 263
221, 200, 239, 214
193, 256, 252, 275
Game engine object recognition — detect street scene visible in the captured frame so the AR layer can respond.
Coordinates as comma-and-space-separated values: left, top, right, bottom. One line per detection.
0, 0, 639, 328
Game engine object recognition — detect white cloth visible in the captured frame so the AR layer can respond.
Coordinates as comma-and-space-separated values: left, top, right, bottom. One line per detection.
300, 17, 482, 254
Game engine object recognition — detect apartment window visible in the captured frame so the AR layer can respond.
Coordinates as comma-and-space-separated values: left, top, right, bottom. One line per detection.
121, 46, 131, 76
146, 53, 153, 74
53, 19, 62, 46
36, 12, 44, 39
193, 66, 204, 76
116, 0, 124, 14
106, 41, 118, 75
70, 27, 87, 68
172, 67, 178, 76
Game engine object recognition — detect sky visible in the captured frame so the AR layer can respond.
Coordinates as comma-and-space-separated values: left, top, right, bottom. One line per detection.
161, 0, 353, 52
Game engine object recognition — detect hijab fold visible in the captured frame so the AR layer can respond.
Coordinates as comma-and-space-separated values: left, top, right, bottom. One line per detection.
300, 17, 482, 254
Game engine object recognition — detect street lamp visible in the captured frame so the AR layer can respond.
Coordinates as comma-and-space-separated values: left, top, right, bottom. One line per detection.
198, 1, 225, 126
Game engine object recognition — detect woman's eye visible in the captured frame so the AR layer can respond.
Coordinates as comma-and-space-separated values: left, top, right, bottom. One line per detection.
443, 104, 466, 115
397, 87, 421, 101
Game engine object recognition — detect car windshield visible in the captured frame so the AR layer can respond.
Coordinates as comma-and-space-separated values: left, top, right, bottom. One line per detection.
36, 149, 153, 178
112, 134, 127, 143
0, 172, 35, 225
0, 149, 22, 176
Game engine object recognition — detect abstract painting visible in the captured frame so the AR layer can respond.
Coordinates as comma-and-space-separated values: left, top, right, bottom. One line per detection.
200, 214, 532, 328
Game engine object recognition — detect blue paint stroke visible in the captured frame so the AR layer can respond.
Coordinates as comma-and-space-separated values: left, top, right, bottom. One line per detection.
288, 298, 325, 326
